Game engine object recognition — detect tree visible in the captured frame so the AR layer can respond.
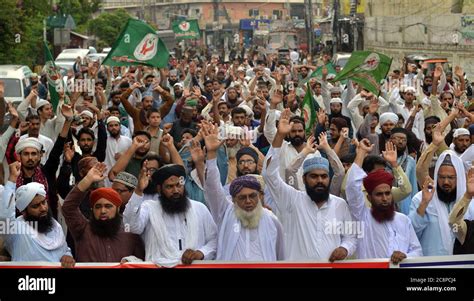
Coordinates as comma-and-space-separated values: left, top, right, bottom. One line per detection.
87, 9, 131, 48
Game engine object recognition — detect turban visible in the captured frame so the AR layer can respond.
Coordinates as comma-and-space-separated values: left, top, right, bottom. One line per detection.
303, 156, 329, 174
379, 112, 398, 125
248, 174, 265, 191
173, 82, 183, 89
404, 86, 416, 94
330, 97, 343, 104
229, 175, 261, 197
113, 172, 138, 189
239, 104, 254, 118
16, 182, 46, 212
424, 116, 440, 125
106, 116, 120, 125
90, 187, 122, 208
15, 137, 42, 154
236, 147, 259, 165
363, 169, 394, 195
330, 86, 342, 94
36, 99, 50, 110
80, 110, 94, 119
453, 128, 470, 138
153, 164, 186, 185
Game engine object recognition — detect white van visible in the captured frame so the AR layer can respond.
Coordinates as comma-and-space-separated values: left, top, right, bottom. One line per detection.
0, 65, 33, 106
55, 48, 90, 71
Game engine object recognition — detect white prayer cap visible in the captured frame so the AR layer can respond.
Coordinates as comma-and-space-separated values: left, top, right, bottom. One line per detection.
106, 116, 120, 125
330, 97, 343, 104
379, 112, 399, 125
80, 110, 94, 119
239, 104, 254, 118
16, 182, 47, 212
453, 128, 470, 138
404, 86, 416, 94
330, 86, 343, 94
36, 99, 50, 110
173, 82, 183, 89
15, 137, 42, 154
327, 74, 336, 80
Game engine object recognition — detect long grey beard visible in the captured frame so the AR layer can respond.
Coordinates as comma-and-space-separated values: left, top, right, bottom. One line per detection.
233, 201, 263, 229
226, 143, 241, 159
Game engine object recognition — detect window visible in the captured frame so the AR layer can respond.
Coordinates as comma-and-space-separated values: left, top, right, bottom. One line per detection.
273, 10, 282, 20
249, 9, 259, 17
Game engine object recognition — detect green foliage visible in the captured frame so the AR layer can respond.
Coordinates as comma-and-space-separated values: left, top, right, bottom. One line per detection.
59, 0, 101, 28
87, 9, 131, 48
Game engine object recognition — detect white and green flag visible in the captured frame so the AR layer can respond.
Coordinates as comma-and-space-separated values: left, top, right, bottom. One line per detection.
172, 20, 200, 40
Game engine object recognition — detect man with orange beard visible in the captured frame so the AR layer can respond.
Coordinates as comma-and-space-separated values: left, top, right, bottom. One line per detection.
346, 138, 422, 264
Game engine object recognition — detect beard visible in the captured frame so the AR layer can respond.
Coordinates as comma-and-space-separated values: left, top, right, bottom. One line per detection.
370, 202, 395, 223
234, 201, 263, 229
174, 91, 183, 98
437, 184, 457, 204
237, 167, 257, 177
305, 182, 330, 204
159, 190, 190, 214
90, 214, 122, 238
454, 145, 466, 154
289, 135, 305, 147
226, 144, 240, 159
24, 210, 54, 234
397, 146, 407, 157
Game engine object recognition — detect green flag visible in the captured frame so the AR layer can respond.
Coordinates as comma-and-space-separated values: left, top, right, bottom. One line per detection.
301, 83, 318, 136
42, 41, 61, 112
102, 19, 170, 68
332, 51, 392, 96
172, 19, 200, 40
309, 63, 337, 80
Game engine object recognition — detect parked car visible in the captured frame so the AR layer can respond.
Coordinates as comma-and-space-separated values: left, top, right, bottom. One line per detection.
0, 64, 33, 106
55, 48, 90, 72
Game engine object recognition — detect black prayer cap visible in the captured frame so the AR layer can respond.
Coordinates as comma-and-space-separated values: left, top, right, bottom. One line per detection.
153, 164, 186, 185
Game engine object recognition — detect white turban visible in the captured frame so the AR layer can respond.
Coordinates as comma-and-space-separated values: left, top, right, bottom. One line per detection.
238, 104, 254, 118
379, 112, 399, 125
80, 110, 94, 119
330, 86, 343, 94
453, 128, 470, 138
36, 99, 50, 110
15, 137, 42, 154
16, 182, 47, 212
106, 116, 121, 125
330, 97, 343, 104
404, 86, 416, 94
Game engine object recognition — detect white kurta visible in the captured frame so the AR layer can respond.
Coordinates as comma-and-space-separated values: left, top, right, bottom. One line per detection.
263, 147, 357, 261
104, 135, 133, 172
346, 164, 423, 259
204, 158, 285, 261
123, 193, 217, 266
0, 182, 72, 262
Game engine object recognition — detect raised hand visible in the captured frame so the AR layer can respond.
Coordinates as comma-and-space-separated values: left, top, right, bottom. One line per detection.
368, 101, 379, 115
303, 135, 318, 154
61, 104, 74, 119
63, 142, 75, 163
85, 162, 107, 183
161, 134, 174, 149
0, 80, 4, 98
382, 141, 398, 167
466, 163, 474, 198
454, 65, 464, 79
189, 139, 205, 163
434, 65, 443, 78
7, 102, 19, 120
201, 121, 222, 152
355, 138, 374, 154
136, 161, 151, 193
270, 89, 284, 107
8, 161, 21, 183
317, 108, 327, 125
421, 176, 435, 204
317, 132, 330, 152
163, 123, 173, 134
431, 125, 444, 146
277, 108, 293, 135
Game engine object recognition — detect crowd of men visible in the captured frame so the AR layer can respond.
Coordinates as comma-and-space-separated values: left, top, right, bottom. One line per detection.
1, 49, 474, 267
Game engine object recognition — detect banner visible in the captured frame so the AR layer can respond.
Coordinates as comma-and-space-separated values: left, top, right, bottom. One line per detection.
172, 19, 200, 40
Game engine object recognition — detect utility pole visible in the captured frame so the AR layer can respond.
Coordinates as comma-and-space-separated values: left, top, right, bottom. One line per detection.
305, 0, 314, 56
332, 0, 339, 56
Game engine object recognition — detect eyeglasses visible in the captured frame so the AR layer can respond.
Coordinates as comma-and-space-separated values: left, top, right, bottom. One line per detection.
238, 159, 256, 166
235, 192, 259, 202
114, 188, 131, 194
438, 175, 457, 181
